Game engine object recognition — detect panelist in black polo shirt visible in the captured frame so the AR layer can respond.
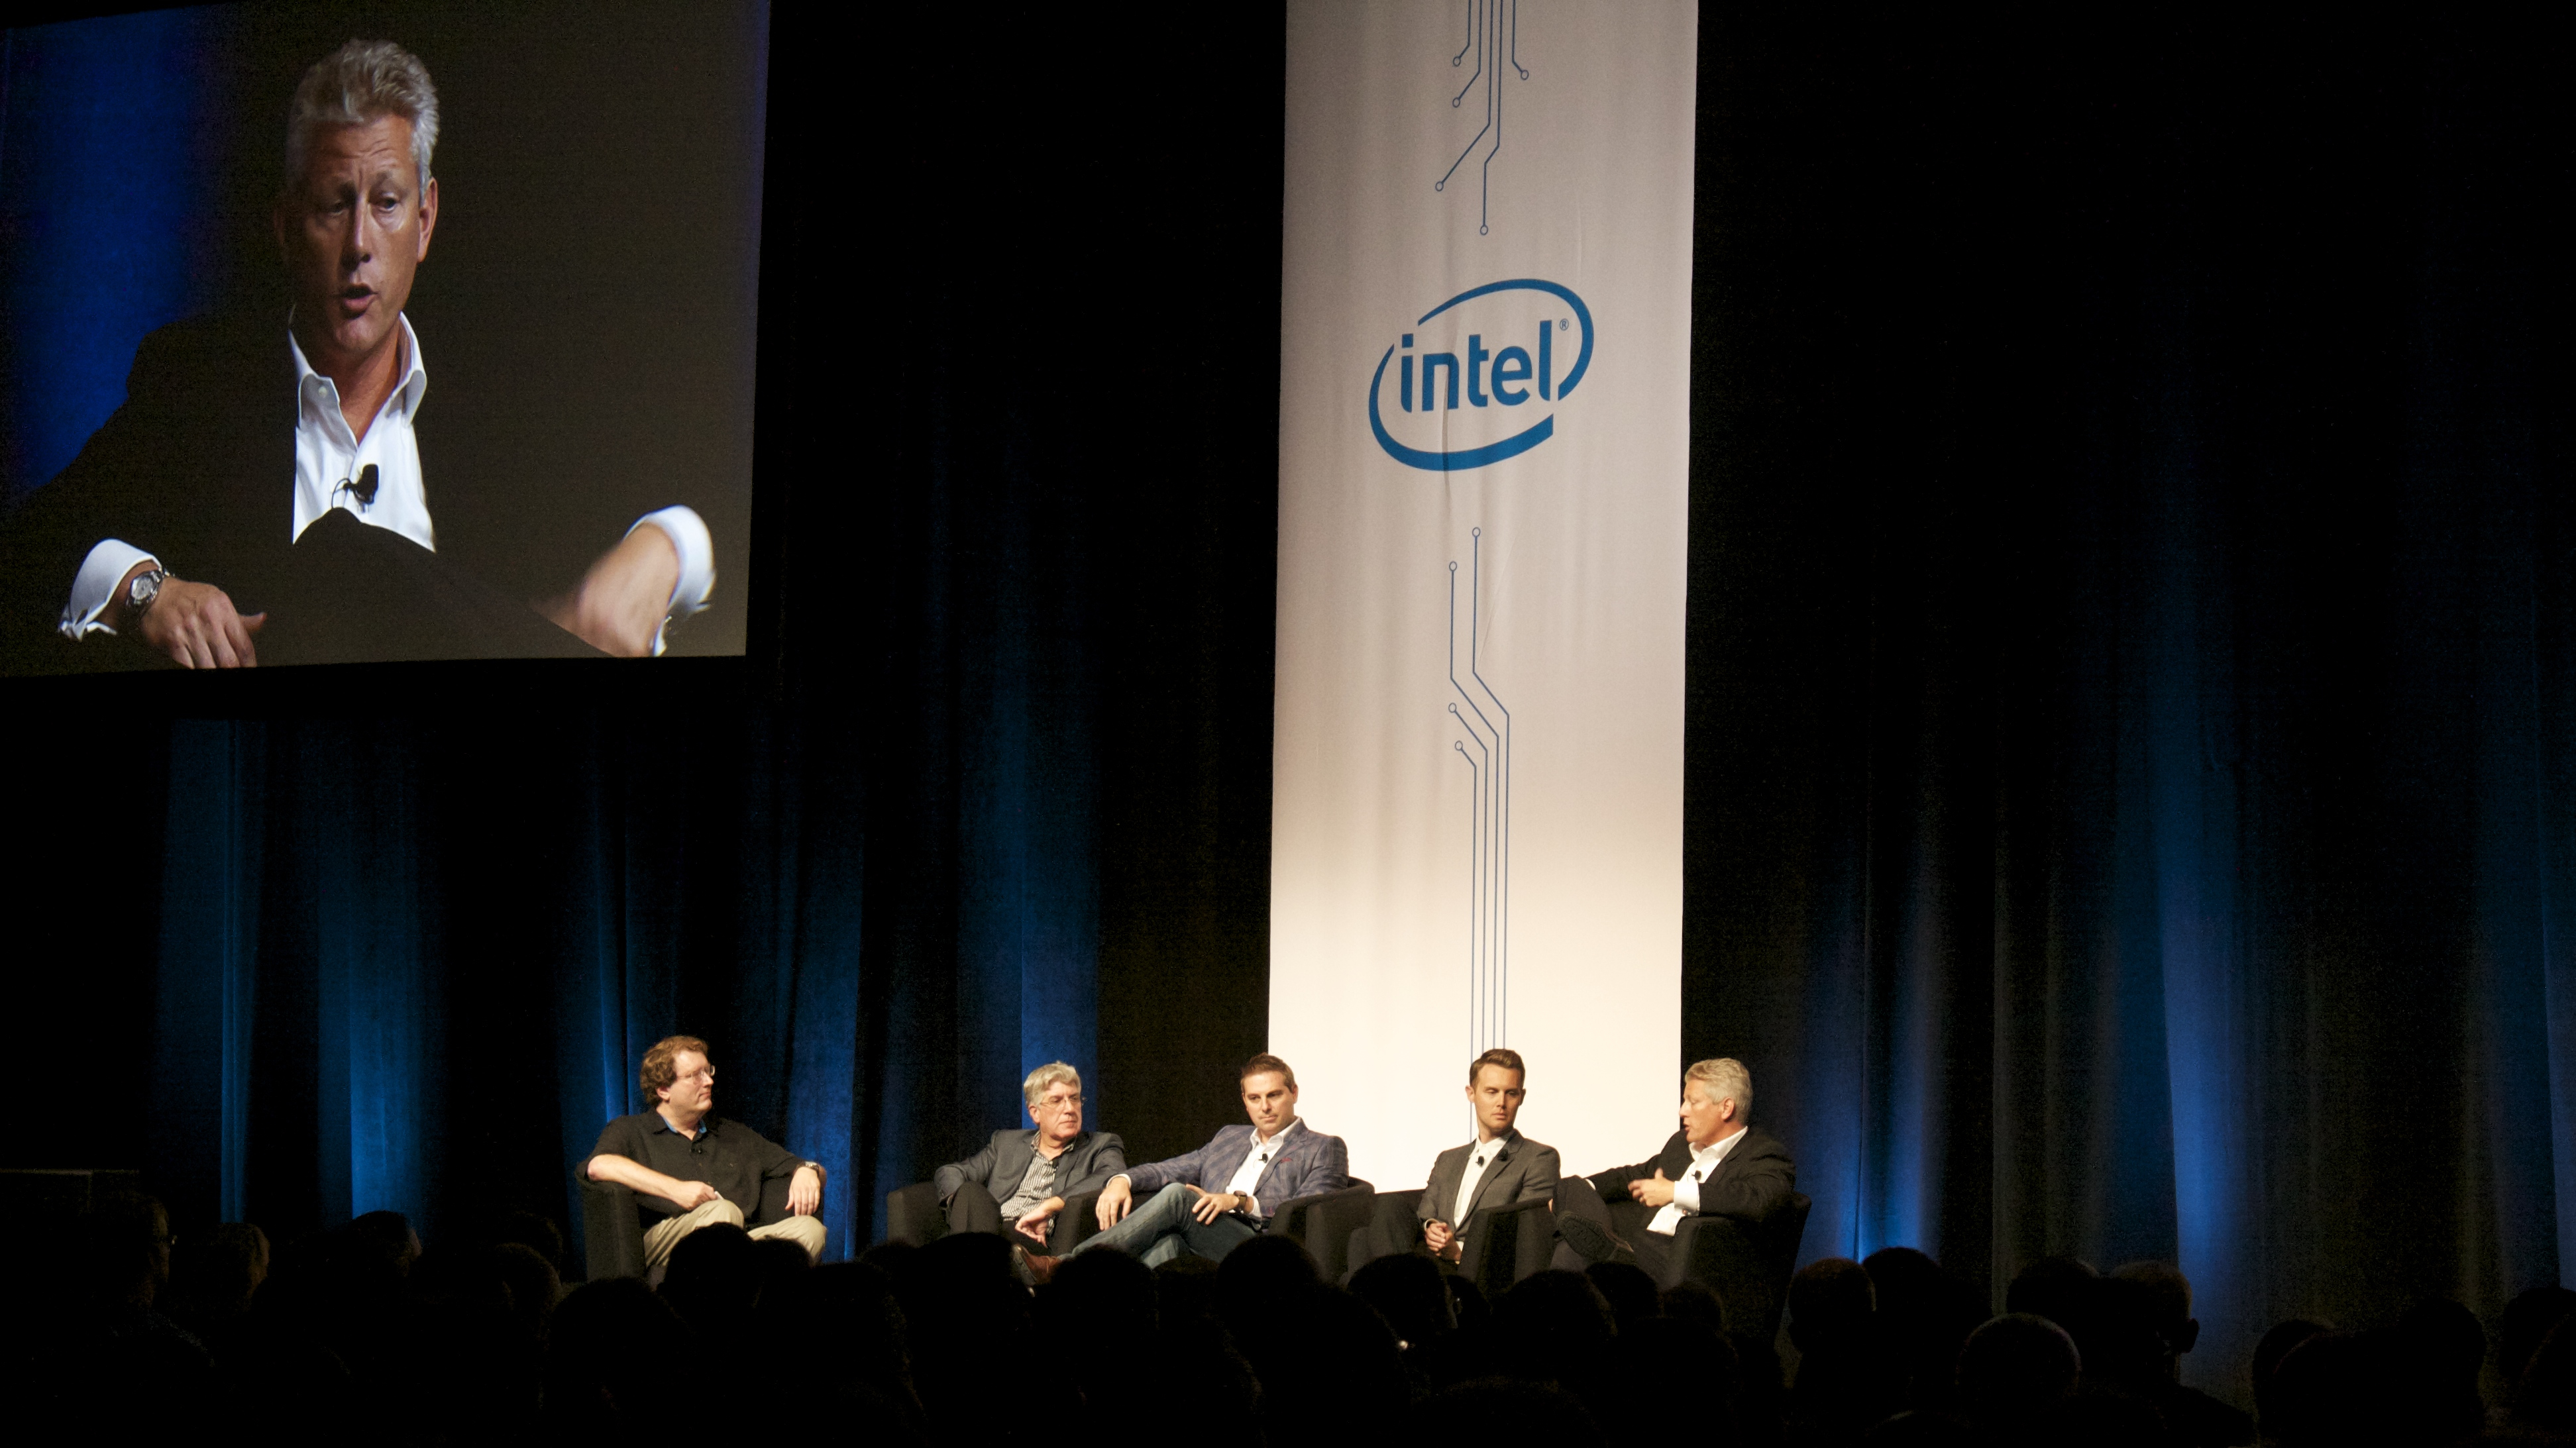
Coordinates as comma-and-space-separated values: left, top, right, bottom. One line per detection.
581, 1035, 828, 1265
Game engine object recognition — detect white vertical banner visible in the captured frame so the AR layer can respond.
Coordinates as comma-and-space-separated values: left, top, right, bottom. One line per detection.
1272, 1, 1695, 1191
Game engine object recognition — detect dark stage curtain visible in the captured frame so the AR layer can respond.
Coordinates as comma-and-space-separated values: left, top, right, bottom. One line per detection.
1685, 11, 2572, 1392
7, 5, 1279, 1265
6, 7, 2565, 1393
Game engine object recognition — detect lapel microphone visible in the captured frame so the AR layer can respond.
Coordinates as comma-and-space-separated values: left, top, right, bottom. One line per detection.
341, 464, 379, 509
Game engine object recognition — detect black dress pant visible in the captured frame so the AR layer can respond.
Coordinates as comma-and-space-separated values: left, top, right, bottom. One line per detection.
1554, 1175, 1676, 1281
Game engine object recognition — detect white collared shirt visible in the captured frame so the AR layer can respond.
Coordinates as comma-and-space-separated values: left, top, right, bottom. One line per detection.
1452, 1131, 1510, 1228
59, 316, 714, 650
1225, 1118, 1301, 1216
1648, 1125, 1747, 1236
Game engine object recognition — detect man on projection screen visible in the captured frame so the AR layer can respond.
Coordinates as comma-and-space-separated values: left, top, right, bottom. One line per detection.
1017, 1052, 1347, 1280
0, 39, 713, 668
1413, 1047, 1560, 1270
1552, 1057, 1795, 1284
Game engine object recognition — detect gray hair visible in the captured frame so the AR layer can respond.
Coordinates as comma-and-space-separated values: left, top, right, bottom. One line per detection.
1023, 1061, 1082, 1110
1684, 1057, 1752, 1118
286, 40, 440, 195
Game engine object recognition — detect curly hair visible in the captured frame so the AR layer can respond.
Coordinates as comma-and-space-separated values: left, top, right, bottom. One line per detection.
640, 1035, 710, 1103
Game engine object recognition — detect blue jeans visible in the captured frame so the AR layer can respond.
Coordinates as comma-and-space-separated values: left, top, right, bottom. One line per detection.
1067, 1182, 1260, 1267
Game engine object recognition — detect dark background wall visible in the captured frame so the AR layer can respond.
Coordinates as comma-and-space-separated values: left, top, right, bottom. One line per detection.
3, 1, 2569, 1408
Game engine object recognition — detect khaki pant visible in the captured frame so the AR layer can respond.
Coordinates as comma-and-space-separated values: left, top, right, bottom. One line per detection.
641, 1196, 830, 1266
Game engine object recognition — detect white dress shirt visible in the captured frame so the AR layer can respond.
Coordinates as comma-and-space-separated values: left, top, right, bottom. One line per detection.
1224, 1118, 1301, 1217
1647, 1125, 1747, 1236
1451, 1131, 1510, 1227
59, 315, 714, 652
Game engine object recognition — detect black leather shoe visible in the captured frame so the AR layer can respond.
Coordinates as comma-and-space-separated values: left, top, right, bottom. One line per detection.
1558, 1214, 1636, 1267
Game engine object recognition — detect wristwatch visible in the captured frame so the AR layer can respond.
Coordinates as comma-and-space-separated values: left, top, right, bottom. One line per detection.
125, 567, 168, 625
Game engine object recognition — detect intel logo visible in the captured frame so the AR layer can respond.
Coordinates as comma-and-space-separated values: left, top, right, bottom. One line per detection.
1368, 279, 1594, 472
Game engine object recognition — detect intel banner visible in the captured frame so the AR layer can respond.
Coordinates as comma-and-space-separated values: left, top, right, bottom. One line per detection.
1272, 1, 1695, 1188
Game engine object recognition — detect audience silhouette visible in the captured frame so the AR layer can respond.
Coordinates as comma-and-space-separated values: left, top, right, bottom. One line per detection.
17, 1186, 2575, 1447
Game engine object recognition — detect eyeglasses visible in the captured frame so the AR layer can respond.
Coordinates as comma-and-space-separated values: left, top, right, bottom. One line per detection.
1038, 1094, 1084, 1110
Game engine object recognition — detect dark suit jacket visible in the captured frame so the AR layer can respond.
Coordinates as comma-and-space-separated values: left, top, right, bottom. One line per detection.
1125, 1120, 1348, 1222
1415, 1130, 1561, 1241
1592, 1126, 1795, 1223
933, 1129, 1127, 1208
1, 313, 296, 668
0, 309, 674, 672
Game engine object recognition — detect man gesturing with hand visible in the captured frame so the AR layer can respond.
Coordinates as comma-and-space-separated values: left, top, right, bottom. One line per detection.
582, 1035, 828, 1267
1019, 1053, 1346, 1280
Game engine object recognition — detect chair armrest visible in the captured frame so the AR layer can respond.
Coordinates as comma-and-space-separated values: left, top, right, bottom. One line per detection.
1267, 1179, 1375, 1282
885, 1181, 941, 1244
1459, 1194, 1556, 1296
1049, 1190, 1106, 1253
1670, 1195, 1808, 1336
579, 1177, 649, 1282
1355, 1187, 1429, 1274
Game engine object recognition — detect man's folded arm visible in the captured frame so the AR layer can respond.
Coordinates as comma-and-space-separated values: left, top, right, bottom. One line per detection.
934, 1136, 999, 1204
1695, 1141, 1796, 1221
1057, 1134, 1128, 1200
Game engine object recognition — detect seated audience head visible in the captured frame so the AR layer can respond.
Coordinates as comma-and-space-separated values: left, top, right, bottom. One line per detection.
2109, 1259, 2198, 1362
76, 1190, 174, 1307
2498, 1286, 2576, 1398
1497, 1268, 1619, 1386
543, 1277, 696, 1423
2248, 1318, 2330, 1429
172, 1219, 270, 1318
486, 1240, 560, 1337
2396, 1296, 2487, 1436
1660, 1278, 1729, 1337
1240, 1051, 1299, 1135
1022, 1060, 1086, 1143
1466, 1047, 1529, 1139
1680, 1057, 1752, 1147
2265, 1328, 2404, 1445
1788, 1256, 1877, 1355
1584, 1260, 1660, 1333
347, 1209, 421, 1272
1216, 1230, 1323, 1335
1348, 1249, 1454, 1347
2515, 1314, 2576, 1431
1626, 1314, 1741, 1423
482, 1208, 566, 1272
2004, 1254, 2098, 1332
659, 1219, 759, 1327
639, 1034, 715, 1123
1953, 1312, 2081, 1431
1862, 1410, 1983, 1446
1153, 1253, 1224, 1329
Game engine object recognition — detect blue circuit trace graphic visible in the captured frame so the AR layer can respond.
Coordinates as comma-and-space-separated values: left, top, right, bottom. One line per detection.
1436, 0, 1529, 236
1447, 529, 1513, 1059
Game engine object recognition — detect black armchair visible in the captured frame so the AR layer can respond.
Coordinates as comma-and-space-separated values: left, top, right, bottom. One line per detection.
581, 1171, 802, 1284
1264, 1178, 1374, 1282
881, 1181, 1102, 1252
1341, 1187, 1553, 1294
1456, 1193, 1558, 1296
1344, 1186, 1428, 1278
1664, 1191, 1812, 1337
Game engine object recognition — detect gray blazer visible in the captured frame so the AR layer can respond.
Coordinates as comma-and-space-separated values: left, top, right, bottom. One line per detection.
1415, 1130, 1561, 1243
934, 1129, 1128, 1207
